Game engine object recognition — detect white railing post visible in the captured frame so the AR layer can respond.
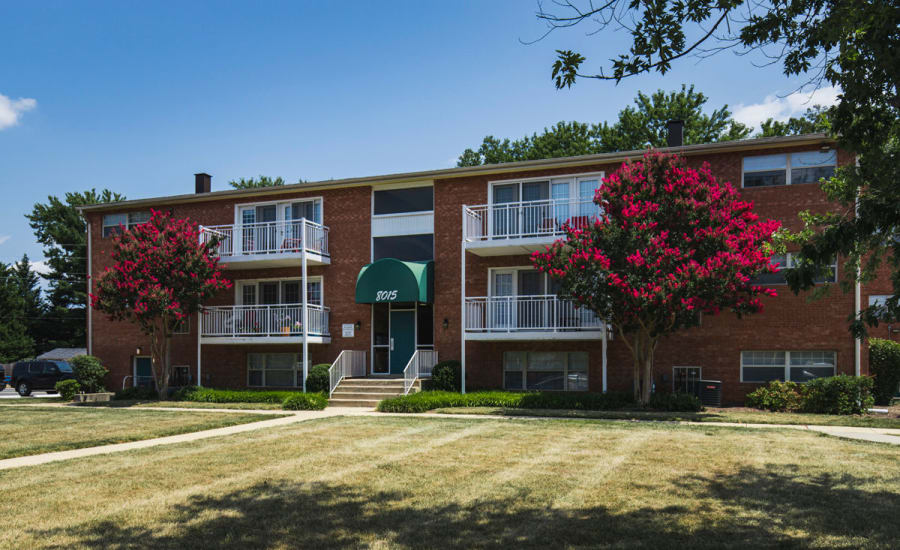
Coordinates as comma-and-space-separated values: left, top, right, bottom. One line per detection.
301, 218, 309, 392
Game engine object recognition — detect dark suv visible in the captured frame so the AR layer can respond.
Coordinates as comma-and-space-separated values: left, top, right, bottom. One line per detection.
11, 361, 76, 396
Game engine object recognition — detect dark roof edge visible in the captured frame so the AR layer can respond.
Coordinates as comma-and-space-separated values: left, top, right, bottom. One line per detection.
79, 133, 834, 213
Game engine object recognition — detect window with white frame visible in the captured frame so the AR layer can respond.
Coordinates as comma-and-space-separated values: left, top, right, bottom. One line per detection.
742, 150, 836, 188
237, 198, 322, 226
247, 352, 303, 387
102, 211, 151, 237
237, 279, 323, 306
504, 351, 588, 391
741, 350, 836, 383
751, 253, 837, 285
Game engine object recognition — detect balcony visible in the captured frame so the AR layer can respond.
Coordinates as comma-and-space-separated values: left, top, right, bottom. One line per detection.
200, 219, 330, 269
463, 199, 599, 256
464, 295, 606, 340
200, 304, 331, 344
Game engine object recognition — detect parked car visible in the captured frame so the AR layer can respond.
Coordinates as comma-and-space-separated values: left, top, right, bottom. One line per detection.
10, 360, 76, 396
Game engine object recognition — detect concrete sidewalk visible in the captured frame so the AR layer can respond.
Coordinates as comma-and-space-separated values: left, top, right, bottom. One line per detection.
0, 406, 897, 471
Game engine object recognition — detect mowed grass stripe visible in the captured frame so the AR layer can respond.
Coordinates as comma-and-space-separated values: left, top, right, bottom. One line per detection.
1, 416, 898, 549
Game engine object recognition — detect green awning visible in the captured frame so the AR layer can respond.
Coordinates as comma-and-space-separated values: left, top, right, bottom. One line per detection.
355, 259, 434, 304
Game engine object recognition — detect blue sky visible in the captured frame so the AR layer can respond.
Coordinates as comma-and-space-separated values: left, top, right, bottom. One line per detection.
0, 1, 838, 271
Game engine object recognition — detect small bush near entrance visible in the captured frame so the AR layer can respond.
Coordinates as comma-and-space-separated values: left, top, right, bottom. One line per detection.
870, 338, 900, 405
802, 375, 874, 415
70, 355, 108, 393
305, 364, 331, 394
746, 381, 805, 412
114, 387, 158, 401
282, 392, 328, 410
377, 391, 635, 413
430, 361, 461, 392
746, 375, 875, 415
647, 392, 704, 412
55, 379, 80, 401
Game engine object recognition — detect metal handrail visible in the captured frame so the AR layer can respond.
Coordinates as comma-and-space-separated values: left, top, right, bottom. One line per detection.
402, 350, 439, 395
200, 303, 330, 338
464, 295, 604, 333
328, 350, 367, 398
199, 217, 330, 258
463, 198, 600, 241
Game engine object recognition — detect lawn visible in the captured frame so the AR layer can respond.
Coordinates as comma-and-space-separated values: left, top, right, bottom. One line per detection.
0, 406, 279, 459
0, 416, 897, 549
431, 405, 900, 429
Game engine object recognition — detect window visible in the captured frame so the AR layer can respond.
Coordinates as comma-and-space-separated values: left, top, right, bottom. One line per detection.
373, 234, 433, 261
238, 279, 323, 306
102, 211, 151, 237
673, 366, 701, 393
417, 303, 434, 347
742, 150, 836, 188
503, 351, 588, 391
374, 187, 433, 215
741, 350, 836, 383
248, 353, 302, 387
751, 253, 837, 285
237, 199, 322, 226
172, 317, 190, 335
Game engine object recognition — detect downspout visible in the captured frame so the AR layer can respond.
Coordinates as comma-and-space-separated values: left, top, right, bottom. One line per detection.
602, 322, 608, 393
196, 311, 202, 387
460, 205, 467, 394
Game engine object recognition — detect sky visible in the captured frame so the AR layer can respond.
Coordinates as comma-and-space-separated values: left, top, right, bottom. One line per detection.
0, 1, 839, 273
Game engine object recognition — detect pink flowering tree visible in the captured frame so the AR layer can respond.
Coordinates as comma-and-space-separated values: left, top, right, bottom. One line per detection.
91, 210, 231, 398
532, 152, 781, 404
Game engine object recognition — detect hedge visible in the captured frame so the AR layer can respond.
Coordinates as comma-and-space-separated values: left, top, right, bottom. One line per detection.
55, 379, 81, 401
430, 361, 461, 392
172, 386, 302, 404
746, 375, 875, 415
869, 338, 900, 406
377, 391, 637, 413
282, 392, 328, 410
113, 386, 158, 401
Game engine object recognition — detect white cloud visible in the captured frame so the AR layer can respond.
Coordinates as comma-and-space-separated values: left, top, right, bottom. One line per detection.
0, 235, 9, 246
0, 93, 37, 130
29, 260, 50, 275
733, 86, 841, 130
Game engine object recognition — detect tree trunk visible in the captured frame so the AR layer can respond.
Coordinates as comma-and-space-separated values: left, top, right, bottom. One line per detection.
629, 329, 657, 405
150, 325, 171, 400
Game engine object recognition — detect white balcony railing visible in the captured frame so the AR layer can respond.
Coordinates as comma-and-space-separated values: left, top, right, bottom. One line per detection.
463, 198, 600, 242
465, 295, 604, 333
403, 349, 439, 395
200, 219, 329, 259
201, 304, 330, 338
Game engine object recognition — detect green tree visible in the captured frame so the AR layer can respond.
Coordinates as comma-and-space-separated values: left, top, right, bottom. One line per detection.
535, 0, 900, 336
10, 254, 48, 353
0, 262, 34, 362
457, 86, 749, 166
227, 176, 286, 189
758, 106, 832, 137
26, 189, 125, 349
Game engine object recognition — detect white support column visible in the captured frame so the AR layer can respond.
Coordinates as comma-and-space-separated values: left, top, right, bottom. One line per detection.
86, 219, 93, 356
301, 219, 309, 392
854, 179, 862, 377
601, 323, 608, 393
460, 206, 467, 394
196, 311, 202, 387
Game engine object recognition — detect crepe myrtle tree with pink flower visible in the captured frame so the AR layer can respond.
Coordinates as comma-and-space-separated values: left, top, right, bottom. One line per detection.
91, 210, 231, 399
532, 152, 781, 404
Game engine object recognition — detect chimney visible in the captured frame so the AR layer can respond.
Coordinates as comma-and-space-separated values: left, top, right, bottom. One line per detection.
194, 173, 211, 194
666, 120, 684, 147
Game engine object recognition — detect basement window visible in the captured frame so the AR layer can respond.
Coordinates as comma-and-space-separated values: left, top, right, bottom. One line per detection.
503, 351, 588, 391
740, 350, 836, 383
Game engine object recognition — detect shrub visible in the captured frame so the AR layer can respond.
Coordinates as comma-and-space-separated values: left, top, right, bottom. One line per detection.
746, 381, 805, 412
377, 390, 634, 413
647, 392, 704, 412
430, 360, 461, 392
802, 375, 874, 415
305, 364, 331, 394
114, 386, 159, 400
869, 338, 900, 406
55, 379, 81, 401
70, 355, 108, 393
282, 392, 328, 410
172, 386, 304, 404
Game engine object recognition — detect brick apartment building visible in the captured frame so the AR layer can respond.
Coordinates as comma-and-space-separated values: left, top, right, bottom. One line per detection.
80, 131, 895, 404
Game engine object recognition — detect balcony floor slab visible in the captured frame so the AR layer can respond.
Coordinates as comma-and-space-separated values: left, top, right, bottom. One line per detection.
217, 253, 330, 269
200, 336, 331, 345
464, 331, 606, 341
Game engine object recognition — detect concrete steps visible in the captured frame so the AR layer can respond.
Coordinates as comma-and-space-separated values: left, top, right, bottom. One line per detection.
329, 377, 419, 408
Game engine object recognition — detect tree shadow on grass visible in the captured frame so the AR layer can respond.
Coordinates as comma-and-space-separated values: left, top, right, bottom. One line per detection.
32, 467, 899, 549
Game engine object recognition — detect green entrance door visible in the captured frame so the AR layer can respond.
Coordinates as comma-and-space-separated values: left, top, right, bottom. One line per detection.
134, 357, 154, 388
389, 310, 415, 375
